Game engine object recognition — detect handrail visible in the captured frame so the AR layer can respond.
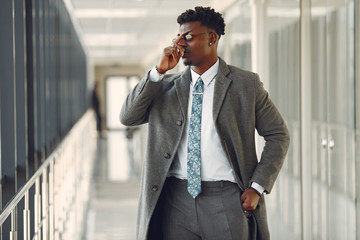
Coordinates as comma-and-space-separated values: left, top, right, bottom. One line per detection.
0, 149, 53, 225
0, 109, 97, 239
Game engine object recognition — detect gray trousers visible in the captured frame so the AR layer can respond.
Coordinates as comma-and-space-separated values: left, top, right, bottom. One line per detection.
162, 177, 253, 240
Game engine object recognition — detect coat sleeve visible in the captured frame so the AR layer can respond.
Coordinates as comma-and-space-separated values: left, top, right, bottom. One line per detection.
120, 72, 163, 126
251, 74, 290, 194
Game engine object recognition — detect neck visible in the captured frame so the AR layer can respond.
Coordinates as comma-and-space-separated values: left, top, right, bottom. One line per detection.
191, 55, 218, 75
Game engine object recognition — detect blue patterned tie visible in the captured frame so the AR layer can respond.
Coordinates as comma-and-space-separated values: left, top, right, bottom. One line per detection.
187, 77, 204, 198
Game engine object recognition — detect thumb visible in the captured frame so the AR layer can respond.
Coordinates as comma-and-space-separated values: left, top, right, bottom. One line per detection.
241, 191, 247, 202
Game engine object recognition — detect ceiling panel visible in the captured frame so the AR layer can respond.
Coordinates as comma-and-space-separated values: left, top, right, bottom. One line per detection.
112, 0, 160, 8
79, 19, 108, 33
71, 0, 110, 8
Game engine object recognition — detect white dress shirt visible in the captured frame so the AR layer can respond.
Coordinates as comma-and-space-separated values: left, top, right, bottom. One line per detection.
149, 59, 264, 194
167, 59, 236, 182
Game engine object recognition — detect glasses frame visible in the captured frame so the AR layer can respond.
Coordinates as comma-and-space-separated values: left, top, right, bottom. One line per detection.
173, 32, 213, 43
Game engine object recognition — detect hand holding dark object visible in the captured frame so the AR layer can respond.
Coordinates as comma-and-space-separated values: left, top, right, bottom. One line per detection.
156, 33, 185, 74
241, 187, 261, 211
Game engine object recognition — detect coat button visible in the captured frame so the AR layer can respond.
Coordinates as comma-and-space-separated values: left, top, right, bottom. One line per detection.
176, 120, 183, 126
152, 185, 158, 192
164, 153, 171, 159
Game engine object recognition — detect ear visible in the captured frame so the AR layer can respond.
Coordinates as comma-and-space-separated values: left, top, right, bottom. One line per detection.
209, 32, 218, 46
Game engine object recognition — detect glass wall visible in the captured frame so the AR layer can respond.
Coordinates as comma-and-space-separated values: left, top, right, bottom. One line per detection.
265, 1, 301, 239
0, 0, 89, 238
226, 0, 301, 239
356, 2, 360, 238
310, 1, 356, 239
223, 1, 252, 71
221, 0, 359, 238
224, 0, 301, 238
106, 76, 143, 182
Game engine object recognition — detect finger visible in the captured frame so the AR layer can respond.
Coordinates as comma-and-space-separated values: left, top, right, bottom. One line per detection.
241, 193, 246, 202
243, 200, 256, 211
174, 33, 186, 45
172, 46, 183, 59
171, 46, 182, 60
170, 50, 181, 62
244, 205, 255, 211
164, 47, 179, 58
169, 51, 176, 61
177, 46, 184, 56
172, 33, 185, 53
175, 47, 182, 56
243, 201, 250, 210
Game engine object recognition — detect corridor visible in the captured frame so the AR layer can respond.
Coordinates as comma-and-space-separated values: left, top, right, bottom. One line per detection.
85, 136, 140, 240
1, 0, 360, 239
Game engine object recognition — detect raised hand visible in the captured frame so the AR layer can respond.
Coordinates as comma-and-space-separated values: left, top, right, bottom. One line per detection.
156, 33, 185, 74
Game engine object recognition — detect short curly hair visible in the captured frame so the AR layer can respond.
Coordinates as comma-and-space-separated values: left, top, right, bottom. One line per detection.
177, 6, 225, 37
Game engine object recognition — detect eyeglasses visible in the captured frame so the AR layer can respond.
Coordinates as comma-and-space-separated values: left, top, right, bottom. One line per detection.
173, 32, 213, 43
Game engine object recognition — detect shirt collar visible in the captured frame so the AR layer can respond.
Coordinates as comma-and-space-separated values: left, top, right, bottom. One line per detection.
190, 58, 219, 87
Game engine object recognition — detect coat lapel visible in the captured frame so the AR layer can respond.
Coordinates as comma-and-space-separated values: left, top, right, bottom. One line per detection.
174, 67, 191, 118
173, 60, 231, 122
213, 58, 232, 122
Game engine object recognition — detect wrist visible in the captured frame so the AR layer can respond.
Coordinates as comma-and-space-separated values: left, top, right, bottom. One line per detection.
155, 65, 166, 74
150, 67, 165, 82
250, 182, 265, 195
250, 187, 262, 197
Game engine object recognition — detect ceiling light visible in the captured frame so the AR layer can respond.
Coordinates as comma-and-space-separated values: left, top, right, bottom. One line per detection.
74, 9, 148, 18
83, 34, 138, 46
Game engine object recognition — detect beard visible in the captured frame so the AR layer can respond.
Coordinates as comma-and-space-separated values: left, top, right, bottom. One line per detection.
181, 50, 193, 66
183, 59, 191, 66
182, 54, 196, 66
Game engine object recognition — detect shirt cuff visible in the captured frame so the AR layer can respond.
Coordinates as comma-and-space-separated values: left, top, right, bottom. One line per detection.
251, 182, 265, 195
149, 66, 165, 82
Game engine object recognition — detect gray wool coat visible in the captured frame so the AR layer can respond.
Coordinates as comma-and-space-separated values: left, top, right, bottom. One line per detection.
120, 58, 290, 240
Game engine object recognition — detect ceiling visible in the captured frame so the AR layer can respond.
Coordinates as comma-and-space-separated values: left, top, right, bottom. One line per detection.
66, 0, 338, 68
67, 0, 211, 67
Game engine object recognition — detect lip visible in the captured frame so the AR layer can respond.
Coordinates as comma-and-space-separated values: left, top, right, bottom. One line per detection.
182, 51, 190, 58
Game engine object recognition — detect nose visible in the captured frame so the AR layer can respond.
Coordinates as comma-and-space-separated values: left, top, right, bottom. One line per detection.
178, 37, 186, 47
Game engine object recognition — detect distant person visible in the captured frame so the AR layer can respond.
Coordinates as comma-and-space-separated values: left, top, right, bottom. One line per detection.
120, 6, 290, 240
92, 82, 102, 133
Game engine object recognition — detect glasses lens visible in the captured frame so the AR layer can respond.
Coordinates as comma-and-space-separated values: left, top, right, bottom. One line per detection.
185, 34, 192, 41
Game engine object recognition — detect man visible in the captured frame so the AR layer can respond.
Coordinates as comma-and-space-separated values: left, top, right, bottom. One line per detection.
120, 6, 290, 240
92, 82, 102, 134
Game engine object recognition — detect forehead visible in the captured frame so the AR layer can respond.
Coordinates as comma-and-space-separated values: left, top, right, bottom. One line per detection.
179, 21, 207, 34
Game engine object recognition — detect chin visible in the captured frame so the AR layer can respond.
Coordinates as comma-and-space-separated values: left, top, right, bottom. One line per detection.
182, 58, 191, 66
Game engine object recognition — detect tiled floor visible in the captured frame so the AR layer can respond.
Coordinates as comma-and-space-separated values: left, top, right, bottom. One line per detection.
85, 136, 140, 240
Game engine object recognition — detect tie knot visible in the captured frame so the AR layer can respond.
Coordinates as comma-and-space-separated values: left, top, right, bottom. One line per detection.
193, 78, 204, 94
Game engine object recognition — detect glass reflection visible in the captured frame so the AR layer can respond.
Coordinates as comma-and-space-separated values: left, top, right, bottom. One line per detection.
106, 76, 142, 182
311, 0, 356, 239
266, 0, 301, 239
